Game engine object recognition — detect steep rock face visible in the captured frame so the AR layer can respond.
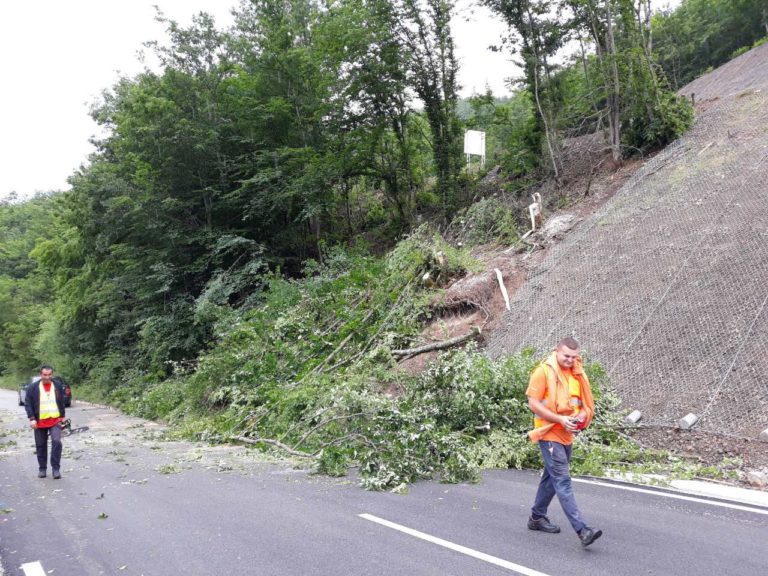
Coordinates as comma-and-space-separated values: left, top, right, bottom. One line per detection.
485, 45, 768, 439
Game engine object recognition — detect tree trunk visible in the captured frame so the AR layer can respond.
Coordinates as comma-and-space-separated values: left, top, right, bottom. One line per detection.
392, 326, 481, 357
635, 0, 653, 58
400, 0, 461, 221
526, 6, 560, 178
579, 37, 603, 132
606, 1, 622, 161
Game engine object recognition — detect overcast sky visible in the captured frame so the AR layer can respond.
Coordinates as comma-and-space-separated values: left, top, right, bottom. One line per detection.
0, 0, 679, 201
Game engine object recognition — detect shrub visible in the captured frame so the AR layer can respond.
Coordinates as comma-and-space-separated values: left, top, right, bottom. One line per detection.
730, 46, 750, 59
451, 197, 520, 247
385, 224, 476, 286
129, 238, 680, 492
623, 91, 694, 153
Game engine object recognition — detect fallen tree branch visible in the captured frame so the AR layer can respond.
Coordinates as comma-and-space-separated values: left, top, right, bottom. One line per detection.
290, 308, 377, 388
230, 435, 315, 458
278, 406, 334, 443
392, 326, 481, 357
292, 411, 369, 450
314, 308, 376, 372
325, 280, 414, 373
311, 331, 356, 373
316, 292, 369, 338
312, 432, 378, 455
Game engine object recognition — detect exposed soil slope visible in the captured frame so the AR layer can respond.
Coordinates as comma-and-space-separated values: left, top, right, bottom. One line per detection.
405, 44, 768, 483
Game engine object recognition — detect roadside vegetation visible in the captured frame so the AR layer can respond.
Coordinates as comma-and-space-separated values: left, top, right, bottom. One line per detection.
2, 0, 764, 489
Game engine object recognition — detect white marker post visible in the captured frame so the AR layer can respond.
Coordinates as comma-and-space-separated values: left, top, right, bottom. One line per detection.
495, 268, 511, 311
522, 193, 543, 240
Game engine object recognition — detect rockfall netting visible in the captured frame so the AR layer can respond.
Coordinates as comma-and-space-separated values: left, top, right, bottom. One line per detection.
487, 46, 768, 439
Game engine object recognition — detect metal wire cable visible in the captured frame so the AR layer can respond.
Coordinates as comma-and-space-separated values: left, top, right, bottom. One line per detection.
487, 88, 768, 439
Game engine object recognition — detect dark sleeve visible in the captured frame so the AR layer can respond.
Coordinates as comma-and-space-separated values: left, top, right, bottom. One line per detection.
56, 382, 66, 417
24, 385, 35, 420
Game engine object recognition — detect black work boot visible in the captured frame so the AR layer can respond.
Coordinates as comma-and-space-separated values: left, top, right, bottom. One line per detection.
38, 469, 46, 478
527, 515, 561, 534
579, 526, 603, 547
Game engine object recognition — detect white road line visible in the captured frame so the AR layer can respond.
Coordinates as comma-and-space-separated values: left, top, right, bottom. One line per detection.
359, 513, 551, 576
573, 479, 768, 515
20, 561, 47, 576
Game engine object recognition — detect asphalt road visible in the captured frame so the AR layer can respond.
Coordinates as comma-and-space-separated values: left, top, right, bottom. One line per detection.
1, 389, 766, 576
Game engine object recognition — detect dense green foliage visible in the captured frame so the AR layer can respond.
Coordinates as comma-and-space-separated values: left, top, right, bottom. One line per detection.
2, 0, 758, 488
73, 242, 657, 490
653, 0, 768, 89
483, 0, 695, 163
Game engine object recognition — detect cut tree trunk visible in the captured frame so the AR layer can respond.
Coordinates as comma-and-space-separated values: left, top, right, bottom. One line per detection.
392, 326, 481, 357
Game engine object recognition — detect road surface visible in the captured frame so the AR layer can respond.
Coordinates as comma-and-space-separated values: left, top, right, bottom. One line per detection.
1, 389, 766, 575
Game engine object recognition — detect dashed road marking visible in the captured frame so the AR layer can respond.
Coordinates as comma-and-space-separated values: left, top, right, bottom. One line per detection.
359, 513, 551, 576
21, 561, 47, 576
574, 478, 768, 515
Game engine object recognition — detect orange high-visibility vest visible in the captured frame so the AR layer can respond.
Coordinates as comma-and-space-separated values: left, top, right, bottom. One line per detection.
528, 352, 595, 443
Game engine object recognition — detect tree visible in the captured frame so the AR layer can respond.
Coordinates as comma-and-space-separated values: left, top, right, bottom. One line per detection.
397, 0, 464, 220
315, 0, 419, 228
0, 194, 66, 376
653, 0, 768, 90
481, 0, 570, 175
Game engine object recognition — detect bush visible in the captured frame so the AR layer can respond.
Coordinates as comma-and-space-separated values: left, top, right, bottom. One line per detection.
385, 224, 476, 286
730, 46, 750, 59
130, 378, 187, 421
315, 447, 350, 477
117, 237, 677, 492
451, 197, 520, 247
623, 91, 694, 153
731, 37, 767, 60
468, 430, 540, 470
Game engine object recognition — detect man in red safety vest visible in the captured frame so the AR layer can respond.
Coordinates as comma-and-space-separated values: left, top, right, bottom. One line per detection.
24, 365, 66, 479
525, 337, 602, 547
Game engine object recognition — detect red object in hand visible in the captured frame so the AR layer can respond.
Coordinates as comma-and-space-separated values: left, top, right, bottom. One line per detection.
572, 409, 588, 431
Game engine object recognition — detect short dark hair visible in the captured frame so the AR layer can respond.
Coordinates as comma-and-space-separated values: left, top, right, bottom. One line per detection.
557, 337, 580, 350
40, 364, 54, 372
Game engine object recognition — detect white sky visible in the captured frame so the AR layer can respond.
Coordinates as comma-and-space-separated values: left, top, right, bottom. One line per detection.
0, 0, 679, 200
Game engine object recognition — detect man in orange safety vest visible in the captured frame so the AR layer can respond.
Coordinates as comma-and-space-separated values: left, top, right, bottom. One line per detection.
525, 337, 602, 547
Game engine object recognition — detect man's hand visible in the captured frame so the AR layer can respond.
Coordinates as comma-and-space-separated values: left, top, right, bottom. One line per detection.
29, 420, 37, 429
529, 397, 579, 433
560, 415, 578, 433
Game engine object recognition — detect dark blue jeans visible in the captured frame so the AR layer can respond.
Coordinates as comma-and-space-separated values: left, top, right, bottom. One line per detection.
34, 424, 62, 472
531, 440, 586, 533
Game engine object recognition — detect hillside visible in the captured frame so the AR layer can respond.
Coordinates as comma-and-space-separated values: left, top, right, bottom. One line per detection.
422, 44, 768, 473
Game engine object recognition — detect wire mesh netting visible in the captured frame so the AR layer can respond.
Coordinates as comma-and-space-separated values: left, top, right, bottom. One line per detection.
486, 50, 768, 438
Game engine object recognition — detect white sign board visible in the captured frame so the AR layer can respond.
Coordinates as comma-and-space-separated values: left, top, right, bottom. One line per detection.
464, 130, 485, 156
464, 130, 486, 166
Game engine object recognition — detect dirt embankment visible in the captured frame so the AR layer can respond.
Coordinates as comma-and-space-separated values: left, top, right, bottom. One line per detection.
399, 44, 768, 486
